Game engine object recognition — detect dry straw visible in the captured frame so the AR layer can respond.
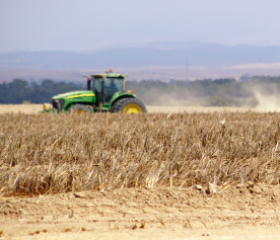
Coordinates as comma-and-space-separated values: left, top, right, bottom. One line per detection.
0, 111, 280, 196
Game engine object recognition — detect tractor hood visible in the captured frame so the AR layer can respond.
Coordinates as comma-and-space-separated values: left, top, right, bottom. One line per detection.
52, 91, 95, 100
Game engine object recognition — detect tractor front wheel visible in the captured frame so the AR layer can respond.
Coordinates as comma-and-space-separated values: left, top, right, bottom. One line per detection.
111, 98, 147, 113
69, 104, 91, 114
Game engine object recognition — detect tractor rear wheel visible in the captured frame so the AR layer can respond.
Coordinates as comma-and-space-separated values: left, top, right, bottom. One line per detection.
69, 104, 91, 114
111, 98, 147, 113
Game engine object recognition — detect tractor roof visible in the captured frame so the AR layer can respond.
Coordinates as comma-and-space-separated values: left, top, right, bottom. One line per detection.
91, 73, 127, 78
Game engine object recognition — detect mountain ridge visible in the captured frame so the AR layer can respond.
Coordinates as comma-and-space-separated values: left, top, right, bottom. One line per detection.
1, 41, 280, 70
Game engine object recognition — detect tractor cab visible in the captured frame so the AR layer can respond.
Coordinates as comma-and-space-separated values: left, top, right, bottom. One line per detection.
87, 69, 126, 106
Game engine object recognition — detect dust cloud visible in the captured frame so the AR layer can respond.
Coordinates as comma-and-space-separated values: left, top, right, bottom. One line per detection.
254, 91, 280, 112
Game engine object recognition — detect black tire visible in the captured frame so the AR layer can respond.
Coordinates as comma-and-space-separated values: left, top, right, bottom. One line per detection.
69, 104, 91, 114
111, 98, 147, 113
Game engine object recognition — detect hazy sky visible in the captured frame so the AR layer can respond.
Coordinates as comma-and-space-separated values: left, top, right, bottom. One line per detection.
1, 0, 280, 52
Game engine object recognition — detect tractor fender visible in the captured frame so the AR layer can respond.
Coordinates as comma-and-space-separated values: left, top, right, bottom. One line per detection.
111, 94, 135, 107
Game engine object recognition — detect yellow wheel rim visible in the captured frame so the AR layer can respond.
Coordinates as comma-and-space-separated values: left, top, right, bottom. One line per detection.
76, 110, 86, 114
123, 104, 143, 114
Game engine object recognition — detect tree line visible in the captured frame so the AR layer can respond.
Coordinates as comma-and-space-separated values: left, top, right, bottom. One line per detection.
0, 76, 279, 107
0, 79, 83, 104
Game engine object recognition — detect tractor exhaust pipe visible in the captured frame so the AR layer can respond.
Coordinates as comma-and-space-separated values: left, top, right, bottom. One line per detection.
83, 74, 92, 90
82, 74, 91, 80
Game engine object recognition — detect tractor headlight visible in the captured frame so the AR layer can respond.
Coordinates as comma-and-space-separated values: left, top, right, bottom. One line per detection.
43, 103, 51, 111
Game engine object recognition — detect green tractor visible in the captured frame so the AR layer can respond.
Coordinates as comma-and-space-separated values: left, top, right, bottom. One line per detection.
43, 69, 147, 114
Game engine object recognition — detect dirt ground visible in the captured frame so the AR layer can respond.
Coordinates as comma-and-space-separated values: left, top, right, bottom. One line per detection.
146, 106, 254, 113
1, 184, 280, 240
0, 104, 43, 114
0, 104, 275, 114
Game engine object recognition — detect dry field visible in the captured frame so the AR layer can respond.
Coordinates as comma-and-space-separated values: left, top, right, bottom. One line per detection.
1, 111, 280, 239
2, 112, 280, 195
1, 103, 279, 114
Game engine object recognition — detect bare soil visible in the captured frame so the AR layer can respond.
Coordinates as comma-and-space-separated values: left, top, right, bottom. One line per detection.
0, 104, 42, 114
1, 185, 280, 240
147, 106, 254, 113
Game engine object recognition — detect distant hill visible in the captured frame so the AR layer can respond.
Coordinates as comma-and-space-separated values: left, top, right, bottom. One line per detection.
1, 42, 280, 70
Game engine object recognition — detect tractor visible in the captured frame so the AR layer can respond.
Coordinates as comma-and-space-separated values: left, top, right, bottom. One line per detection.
43, 69, 147, 114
